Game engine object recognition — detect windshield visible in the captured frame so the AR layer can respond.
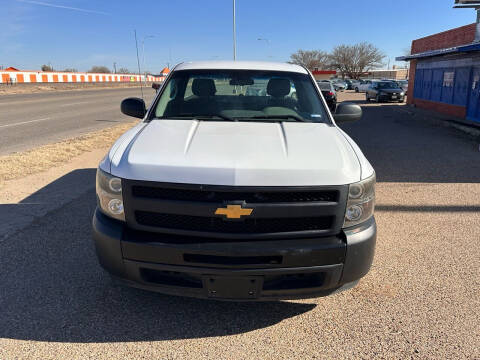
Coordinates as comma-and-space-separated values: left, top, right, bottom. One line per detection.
152, 70, 329, 123
377, 82, 398, 89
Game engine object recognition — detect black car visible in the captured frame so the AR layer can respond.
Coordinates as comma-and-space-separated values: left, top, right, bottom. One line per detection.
317, 81, 337, 111
366, 81, 405, 103
344, 79, 353, 90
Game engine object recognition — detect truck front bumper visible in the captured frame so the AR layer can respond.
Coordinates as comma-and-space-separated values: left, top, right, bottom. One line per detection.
92, 208, 376, 301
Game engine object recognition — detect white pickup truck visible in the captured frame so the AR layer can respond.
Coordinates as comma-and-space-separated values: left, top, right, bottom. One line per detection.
93, 61, 376, 301
356, 79, 374, 93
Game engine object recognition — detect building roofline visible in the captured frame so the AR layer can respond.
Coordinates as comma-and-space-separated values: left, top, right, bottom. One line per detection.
396, 42, 480, 61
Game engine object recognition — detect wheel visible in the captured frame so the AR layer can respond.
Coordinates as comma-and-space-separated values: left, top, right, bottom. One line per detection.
365, 93, 370, 102
355, 87, 359, 93
376, 95, 381, 103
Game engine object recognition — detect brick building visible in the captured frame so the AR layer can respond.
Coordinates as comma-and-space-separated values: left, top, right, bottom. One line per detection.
397, 23, 480, 124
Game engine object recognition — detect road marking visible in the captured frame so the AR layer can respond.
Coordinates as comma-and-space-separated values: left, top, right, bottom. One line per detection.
0, 117, 51, 129
59, 101, 90, 107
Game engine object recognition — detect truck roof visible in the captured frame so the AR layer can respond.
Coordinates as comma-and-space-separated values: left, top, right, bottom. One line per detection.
174, 61, 309, 74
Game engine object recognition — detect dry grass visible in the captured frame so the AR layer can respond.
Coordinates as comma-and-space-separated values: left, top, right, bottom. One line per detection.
0, 122, 136, 184
0, 82, 146, 95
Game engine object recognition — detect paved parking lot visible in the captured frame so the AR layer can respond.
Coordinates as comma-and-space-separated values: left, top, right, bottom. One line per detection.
0, 92, 479, 359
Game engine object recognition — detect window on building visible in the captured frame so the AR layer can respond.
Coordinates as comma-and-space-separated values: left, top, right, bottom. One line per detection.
443, 71, 454, 87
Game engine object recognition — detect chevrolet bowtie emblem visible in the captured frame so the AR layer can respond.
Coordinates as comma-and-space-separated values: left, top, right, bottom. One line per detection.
215, 204, 253, 219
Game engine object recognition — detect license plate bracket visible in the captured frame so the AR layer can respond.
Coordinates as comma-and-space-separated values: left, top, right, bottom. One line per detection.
203, 275, 263, 300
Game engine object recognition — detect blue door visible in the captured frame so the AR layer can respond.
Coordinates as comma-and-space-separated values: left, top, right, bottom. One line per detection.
431, 69, 443, 102
453, 68, 470, 106
467, 67, 480, 123
422, 69, 432, 99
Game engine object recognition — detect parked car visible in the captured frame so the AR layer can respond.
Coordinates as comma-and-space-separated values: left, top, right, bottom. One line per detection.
332, 80, 346, 91
351, 80, 362, 92
317, 81, 337, 111
396, 80, 409, 95
344, 79, 353, 90
357, 79, 374, 93
366, 80, 405, 102
93, 60, 377, 301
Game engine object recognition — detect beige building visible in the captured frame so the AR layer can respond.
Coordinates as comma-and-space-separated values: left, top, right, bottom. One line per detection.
362, 67, 409, 80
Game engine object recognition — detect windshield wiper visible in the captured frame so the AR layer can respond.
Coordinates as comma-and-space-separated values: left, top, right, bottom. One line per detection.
194, 114, 236, 121
154, 114, 235, 121
240, 115, 307, 122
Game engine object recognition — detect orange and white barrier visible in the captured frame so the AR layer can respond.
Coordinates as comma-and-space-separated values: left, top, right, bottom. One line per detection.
0, 70, 166, 84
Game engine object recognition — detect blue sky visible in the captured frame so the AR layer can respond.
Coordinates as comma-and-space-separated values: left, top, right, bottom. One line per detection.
1, 0, 475, 73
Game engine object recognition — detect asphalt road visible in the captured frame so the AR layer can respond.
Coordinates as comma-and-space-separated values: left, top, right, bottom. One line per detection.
0, 92, 479, 359
0, 87, 155, 155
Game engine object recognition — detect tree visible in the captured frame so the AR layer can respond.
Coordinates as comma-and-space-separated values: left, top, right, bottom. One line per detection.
329, 42, 385, 79
117, 68, 131, 74
63, 68, 78, 72
41, 64, 53, 72
88, 66, 111, 73
288, 50, 330, 71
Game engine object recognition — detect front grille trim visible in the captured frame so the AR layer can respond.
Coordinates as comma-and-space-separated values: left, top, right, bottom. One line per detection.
131, 185, 339, 203
123, 180, 348, 239
135, 211, 334, 235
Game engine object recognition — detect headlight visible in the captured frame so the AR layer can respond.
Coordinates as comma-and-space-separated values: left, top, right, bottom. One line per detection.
400, 92, 405, 96
343, 173, 375, 228
96, 168, 125, 221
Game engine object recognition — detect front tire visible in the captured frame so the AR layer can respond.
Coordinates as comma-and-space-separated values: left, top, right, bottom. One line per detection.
366, 93, 370, 102
355, 87, 359, 93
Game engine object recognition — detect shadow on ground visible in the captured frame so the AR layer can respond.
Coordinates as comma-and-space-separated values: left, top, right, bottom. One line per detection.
0, 169, 315, 343
339, 102, 480, 183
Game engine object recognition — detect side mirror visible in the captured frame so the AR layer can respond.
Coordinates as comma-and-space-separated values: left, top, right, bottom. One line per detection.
121, 97, 146, 119
152, 82, 161, 90
334, 102, 362, 123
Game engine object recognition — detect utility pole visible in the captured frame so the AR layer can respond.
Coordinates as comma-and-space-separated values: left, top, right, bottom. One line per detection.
233, 0, 236, 60
134, 30, 144, 100
113, 62, 117, 74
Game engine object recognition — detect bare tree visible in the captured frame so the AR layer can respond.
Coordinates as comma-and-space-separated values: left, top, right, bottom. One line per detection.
63, 68, 78, 72
88, 66, 111, 73
402, 47, 412, 56
329, 43, 385, 79
41, 64, 53, 72
117, 68, 131, 74
288, 50, 330, 71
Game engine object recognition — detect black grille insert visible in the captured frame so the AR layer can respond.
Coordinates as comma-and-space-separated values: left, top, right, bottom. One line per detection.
131, 186, 338, 203
135, 211, 333, 234
183, 254, 282, 265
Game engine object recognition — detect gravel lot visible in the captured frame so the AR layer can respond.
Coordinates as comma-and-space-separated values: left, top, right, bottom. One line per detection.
0, 92, 479, 359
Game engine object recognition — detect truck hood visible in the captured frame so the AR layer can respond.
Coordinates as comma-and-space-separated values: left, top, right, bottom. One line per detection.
109, 120, 361, 186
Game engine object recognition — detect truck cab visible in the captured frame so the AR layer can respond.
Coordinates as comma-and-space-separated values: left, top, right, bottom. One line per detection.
93, 61, 376, 301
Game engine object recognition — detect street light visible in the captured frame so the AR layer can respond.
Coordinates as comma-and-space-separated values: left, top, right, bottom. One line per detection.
257, 38, 270, 59
142, 35, 155, 83
233, 0, 236, 60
